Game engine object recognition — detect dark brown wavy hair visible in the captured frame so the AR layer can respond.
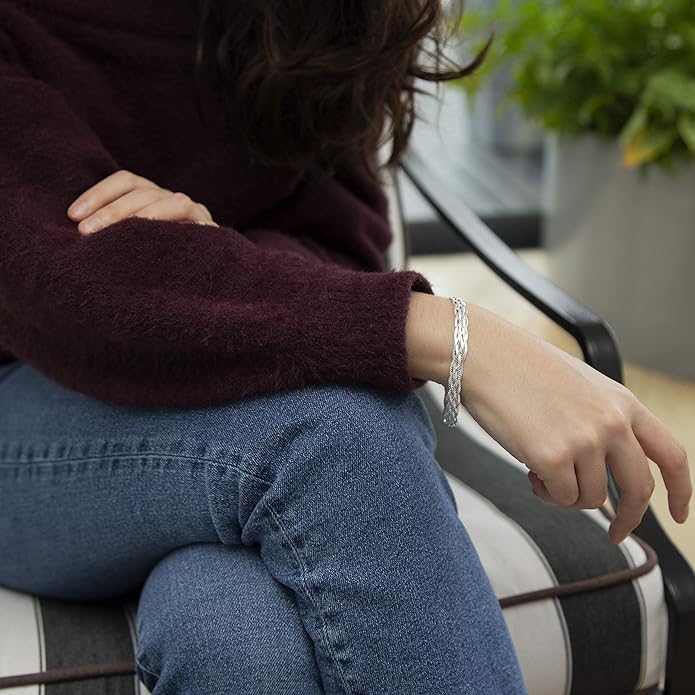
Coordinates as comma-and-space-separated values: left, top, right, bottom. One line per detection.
194, 0, 488, 180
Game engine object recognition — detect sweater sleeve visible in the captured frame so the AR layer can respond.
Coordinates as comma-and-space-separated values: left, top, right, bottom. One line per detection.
0, 56, 435, 407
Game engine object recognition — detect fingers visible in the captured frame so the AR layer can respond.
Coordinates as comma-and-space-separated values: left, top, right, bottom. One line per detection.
135, 194, 218, 226
528, 470, 555, 504
539, 466, 579, 507
573, 455, 608, 509
606, 431, 654, 544
67, 169, 158, 221
528, 418, 678, 546
68, 169, 219, 233
529, 457, 608, 510
76, 187, 169, 234
631, 404, 691, 524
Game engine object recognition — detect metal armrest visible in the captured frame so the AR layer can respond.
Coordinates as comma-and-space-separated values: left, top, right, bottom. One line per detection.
401, 147, 622, 381
400, 145, 695, 695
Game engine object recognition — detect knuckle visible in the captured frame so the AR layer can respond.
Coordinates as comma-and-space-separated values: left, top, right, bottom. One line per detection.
556, 489, 579, 507
173, 192, 192, 206
674, 441, 689, 469
572, 429, 602, 455
635, 477, 656, 503
612, 381, 635, 402
585, 492, 608, 509
536, 443, 571, 469
599, 406, 631, 437
532, 451, 555, 470
115, 169, 135, 184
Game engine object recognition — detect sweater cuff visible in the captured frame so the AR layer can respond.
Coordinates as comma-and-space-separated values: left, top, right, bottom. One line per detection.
317, 266, 435, 395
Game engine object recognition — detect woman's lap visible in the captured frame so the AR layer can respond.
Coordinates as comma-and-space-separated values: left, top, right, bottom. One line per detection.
0, 360, 439, 597
0, 361, 527, 694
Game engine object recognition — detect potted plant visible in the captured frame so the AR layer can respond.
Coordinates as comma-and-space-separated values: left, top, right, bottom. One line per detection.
456, 0, 695, 380
456, 0, 544, 154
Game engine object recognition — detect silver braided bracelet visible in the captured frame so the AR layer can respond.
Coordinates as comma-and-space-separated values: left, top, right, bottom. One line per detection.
442, 297, 469, 427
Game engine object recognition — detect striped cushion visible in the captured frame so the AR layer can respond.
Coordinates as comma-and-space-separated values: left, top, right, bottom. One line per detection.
0, 383, 667, 695
420, 381, 666, 695
446, 478, 664, 695
0, 591, 146, 694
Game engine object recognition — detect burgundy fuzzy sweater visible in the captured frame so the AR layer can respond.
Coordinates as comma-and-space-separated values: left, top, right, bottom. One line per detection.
0, 0, 435, 408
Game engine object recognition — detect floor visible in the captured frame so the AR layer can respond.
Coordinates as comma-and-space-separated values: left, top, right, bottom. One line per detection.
409, 249, 695, 567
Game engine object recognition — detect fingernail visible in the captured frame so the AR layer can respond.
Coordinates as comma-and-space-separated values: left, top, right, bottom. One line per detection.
79, 219, 99, 234
608, 525, 623, 545
69, 202, 88, 218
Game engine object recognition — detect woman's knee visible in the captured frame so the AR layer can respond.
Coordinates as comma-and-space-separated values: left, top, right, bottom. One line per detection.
322, 384, 436, 450
240, 383, 437, 479
234, 383, 456, 555
135, 543, 322, 694
293, 384, 440, 489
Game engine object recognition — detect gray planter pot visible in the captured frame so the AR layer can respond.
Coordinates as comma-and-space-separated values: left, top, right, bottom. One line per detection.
543, 134, 695, 381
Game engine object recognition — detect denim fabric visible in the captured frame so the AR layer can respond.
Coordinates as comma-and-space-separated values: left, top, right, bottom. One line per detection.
0, 362, 528, 695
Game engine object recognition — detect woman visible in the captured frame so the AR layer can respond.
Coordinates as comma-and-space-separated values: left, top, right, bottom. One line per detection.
0, 1, 690, 693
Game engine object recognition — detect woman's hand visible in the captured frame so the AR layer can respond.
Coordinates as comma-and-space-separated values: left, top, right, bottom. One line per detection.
67, 169, 218, 234
406, 293, 692, 544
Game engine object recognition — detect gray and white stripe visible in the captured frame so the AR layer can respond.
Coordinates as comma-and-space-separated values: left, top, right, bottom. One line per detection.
421, 381, 666, 695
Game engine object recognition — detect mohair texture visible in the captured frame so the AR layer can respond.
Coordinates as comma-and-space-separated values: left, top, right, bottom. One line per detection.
0, 0, 434, 407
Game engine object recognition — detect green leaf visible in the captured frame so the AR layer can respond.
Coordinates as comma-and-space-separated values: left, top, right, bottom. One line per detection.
677, 114, 695, 151
622, 128, 677, 168
644, 71, 695, 113
454, 0, 695, 172
620, 107, 648, 146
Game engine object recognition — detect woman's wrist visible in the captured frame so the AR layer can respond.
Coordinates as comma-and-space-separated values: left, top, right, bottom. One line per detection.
405, 292, 453, 386
406, 291, 484, 387
405, 291, 494, 401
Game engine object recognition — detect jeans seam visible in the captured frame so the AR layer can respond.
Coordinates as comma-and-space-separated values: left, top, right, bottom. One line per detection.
0, 452, 273, 486
265, 502, 354, 695
134, 655, 161, 680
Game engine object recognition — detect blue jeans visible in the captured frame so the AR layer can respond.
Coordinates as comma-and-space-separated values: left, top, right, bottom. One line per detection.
0, 362, 527, 695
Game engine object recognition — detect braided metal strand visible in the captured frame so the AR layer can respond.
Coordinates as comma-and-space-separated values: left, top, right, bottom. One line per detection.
442, 297, 469, 427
